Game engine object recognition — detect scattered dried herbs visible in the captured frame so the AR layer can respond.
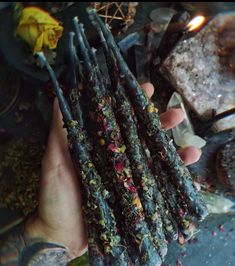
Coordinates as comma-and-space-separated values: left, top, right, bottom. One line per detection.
0, 139, 44, 216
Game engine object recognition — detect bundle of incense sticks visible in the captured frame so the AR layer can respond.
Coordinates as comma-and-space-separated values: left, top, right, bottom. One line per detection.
37, 8, 208, 266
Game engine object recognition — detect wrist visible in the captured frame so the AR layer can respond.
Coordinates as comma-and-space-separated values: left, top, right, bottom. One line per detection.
25, 214, 87, 258
0, 219, 73, 265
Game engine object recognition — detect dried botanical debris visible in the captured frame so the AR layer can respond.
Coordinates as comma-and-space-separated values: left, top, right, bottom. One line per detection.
216, 139, 235, 193
37, 9, 208, 265
0, 139, 44, 216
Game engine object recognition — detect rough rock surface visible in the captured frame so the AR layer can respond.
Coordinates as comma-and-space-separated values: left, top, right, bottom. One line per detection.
161, 13, 235, 131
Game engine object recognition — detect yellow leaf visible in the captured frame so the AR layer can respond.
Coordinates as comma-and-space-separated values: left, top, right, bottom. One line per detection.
133, 197, 142, 209
117, 145, 126, 153
16, 6, 63, 54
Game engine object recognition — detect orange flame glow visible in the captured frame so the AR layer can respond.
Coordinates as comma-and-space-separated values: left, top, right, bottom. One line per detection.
186, 15, 206, 32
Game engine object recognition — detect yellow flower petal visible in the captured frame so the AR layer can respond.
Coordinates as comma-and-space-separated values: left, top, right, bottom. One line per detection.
133, 197, 142, 209
117, 145, 126, 153
34, 33, 44, 54
16, 6, 63, 54
18, 7, 59, 26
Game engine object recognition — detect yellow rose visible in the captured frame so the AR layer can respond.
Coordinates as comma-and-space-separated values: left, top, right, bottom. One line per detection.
16, 6, 63, 54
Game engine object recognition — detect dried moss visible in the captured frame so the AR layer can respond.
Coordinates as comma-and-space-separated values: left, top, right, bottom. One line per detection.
0, 138, 44, 216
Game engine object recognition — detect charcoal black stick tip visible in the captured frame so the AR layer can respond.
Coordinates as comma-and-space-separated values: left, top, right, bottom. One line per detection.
36, 52, 73, 123
86, 7, 96, 14
73, 16, 79, 23
69, 31, 75, 37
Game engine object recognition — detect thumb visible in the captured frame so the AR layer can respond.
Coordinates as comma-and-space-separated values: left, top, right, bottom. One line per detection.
42, 98, 70, 167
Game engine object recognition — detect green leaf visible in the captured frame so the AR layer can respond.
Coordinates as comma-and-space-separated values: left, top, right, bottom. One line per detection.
68, 252, 89, 266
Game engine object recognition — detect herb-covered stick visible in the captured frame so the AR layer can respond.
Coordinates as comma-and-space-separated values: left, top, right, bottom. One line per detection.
73, 17, 162, 266
98, 34, 170, 257
88, 9, 208, 221
37, 52, 132, 266
70, 24, 141, 264
97, 23, 178, 243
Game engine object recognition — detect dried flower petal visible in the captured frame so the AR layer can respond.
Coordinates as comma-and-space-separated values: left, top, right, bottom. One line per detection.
212, 230, 217, 237
115, 161, 124, 173
107, 143, 117, 152
178, 233, 185, 245
219, 224, 225, 232
177, 258, 183, 266
16, 6, 63, 54
133, 197, 143, 209
127, 185, 137, 193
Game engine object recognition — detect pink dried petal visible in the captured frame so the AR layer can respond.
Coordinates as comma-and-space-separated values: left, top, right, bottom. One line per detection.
178, 208, 186, 218
127, 186, 137, 193
126, 177, 133, 183
107, 143, 117, 152
212, 231, 217, 237
102, 122, 109, 133
115, 161, 124, 173
181, 251, 188, 257
188, 222, 196, 232
177, 258, 183, 266
141, 181, 145, 187
178, 233, 185, 245
68, 140, 73, 150
94, 113, 103, 122
193, 181, 201, 191
219, 224, 225, 232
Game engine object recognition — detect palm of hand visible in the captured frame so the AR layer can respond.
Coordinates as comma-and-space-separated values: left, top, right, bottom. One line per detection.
25, 83, 201, 258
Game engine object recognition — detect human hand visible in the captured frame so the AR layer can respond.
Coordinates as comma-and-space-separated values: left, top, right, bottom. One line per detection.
25, 83, 201, 259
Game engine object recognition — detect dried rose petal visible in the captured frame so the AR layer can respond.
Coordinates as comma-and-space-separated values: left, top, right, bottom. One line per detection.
178, 233, 185, 245
127, 186, 137, 193
102, 122, 109, 133
115, 161, 124, 173
178, 208, 186, 218
219, 224, 225, 232
212, 230, 217, 237
107, 143, 117, 152
177, 258, 183, 266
